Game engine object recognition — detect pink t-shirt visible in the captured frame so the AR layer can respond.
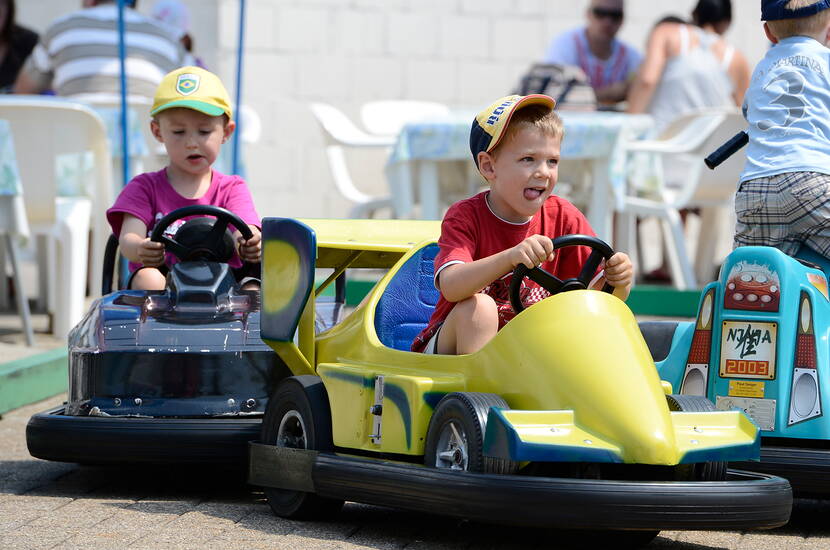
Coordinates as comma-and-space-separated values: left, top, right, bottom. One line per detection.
106, 168, 260, 272
411, 192, 597, 353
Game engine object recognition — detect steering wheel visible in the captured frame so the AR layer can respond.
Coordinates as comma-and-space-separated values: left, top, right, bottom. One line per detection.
509, 234, 614, 314
149, 205, 253, 263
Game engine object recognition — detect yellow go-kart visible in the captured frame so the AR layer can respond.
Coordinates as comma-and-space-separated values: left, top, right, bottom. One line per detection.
248, 218, 791, 543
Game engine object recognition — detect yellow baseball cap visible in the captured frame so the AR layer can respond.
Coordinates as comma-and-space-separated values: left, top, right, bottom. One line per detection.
470, 94, 555, 165
151, 66, 233, 119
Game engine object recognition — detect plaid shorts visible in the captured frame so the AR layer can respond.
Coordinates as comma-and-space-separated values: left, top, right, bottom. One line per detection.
734, 171, 830, 257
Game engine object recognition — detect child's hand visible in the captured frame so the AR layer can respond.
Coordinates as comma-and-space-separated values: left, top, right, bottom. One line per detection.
237, 229, 262, 263
137, 238, 165, 267
603, 252, 634, 291
507, 235, 554, 269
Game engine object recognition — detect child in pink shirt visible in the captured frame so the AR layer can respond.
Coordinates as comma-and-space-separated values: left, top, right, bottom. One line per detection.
106, 66, 261, 290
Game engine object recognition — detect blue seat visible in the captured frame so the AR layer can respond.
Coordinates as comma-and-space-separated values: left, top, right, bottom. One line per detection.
374, 244, 440, 350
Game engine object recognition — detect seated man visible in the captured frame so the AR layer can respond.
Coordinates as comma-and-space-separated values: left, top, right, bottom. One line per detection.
542, 0, 641, 105
13, 0, 191, 100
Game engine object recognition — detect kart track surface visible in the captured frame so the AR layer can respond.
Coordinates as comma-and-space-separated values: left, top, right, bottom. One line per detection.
2, 395, 830, 550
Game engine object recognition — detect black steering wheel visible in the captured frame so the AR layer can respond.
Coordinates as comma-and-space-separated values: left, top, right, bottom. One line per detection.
149, 205, 253, 263
509, 234, 614, 314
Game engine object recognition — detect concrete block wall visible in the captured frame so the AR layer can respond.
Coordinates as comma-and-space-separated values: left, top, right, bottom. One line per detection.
18, 1, 770, 220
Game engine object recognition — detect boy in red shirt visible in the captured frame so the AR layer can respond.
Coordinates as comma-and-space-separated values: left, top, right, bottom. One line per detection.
412, 94, 634, 354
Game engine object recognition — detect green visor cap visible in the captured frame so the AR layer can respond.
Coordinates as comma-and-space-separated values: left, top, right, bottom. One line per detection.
151, 99, 227, 118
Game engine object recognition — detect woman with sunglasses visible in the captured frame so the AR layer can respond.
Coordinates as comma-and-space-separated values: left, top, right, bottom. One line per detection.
541, 0, 642, 105
626, 0, 750, 133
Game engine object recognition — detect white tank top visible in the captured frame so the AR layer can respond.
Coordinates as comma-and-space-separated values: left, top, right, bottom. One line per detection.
648, 25, 735, 134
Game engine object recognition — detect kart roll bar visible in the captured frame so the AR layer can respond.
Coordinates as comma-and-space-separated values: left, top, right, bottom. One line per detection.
704, 130, 748, 170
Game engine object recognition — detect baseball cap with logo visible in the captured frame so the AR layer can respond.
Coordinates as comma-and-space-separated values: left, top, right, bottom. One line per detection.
469, 94, 555, 166
762, 0, 830, 20
151, 66, 233, 119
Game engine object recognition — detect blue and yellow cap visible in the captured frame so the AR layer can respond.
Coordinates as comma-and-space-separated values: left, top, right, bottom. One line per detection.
762, 0, 830, 20
469, 94, 555, 166
151, 66, 233, 119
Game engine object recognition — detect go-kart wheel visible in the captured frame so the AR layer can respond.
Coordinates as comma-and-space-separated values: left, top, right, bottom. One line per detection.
666, 394, 727, 481
260, 376, 344, 519
424, 392, 518, 474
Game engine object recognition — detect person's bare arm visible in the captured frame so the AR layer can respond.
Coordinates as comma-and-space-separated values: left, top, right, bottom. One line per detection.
595, 79, 630, 104
626, 24, 672, 114
119, 214, 164, 266
439, 235, 554, 303
728, 50, 751, 107
12, 71, 41, 94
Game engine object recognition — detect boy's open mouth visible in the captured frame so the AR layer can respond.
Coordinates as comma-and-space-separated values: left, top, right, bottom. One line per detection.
524, 186, 546, 200
187, 154, 203, 161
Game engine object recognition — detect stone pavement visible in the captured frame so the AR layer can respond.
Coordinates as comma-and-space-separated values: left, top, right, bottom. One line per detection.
2, 397, 830, 549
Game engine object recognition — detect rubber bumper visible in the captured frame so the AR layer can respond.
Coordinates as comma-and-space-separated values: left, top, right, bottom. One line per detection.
732, 445, 830, 497
27, 406, 261, 465
248, 442, 792, 531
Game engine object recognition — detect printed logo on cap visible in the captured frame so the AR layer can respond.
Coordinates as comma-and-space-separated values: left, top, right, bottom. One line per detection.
486, 98, 516, 126
176, 73, 200, 96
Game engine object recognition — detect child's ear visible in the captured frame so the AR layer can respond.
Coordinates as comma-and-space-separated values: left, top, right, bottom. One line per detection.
150, 119, 163, 143
222, 120, 237, 144
477, 151, 497, 181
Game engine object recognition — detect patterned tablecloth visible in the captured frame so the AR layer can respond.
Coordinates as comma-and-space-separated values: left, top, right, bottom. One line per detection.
387, 110, 654, 204
0, 119, 21, 196
385, 110, 655, 237
0, 119, 30, 240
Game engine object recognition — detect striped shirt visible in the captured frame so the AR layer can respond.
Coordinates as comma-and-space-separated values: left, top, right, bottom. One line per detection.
21, 5, 191, 99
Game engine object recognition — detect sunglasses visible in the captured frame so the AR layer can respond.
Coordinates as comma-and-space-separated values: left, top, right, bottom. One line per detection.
592, 7, 624, 22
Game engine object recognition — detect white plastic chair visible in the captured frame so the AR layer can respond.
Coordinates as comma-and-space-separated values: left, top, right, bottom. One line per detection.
309, 102, 395, 218
359, 100, 450, 137
73, 94, 168, 178
616, 108, 745, 289
0, 97, 114, 338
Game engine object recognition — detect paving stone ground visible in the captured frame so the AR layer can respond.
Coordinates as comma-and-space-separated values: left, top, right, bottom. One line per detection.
2, 395, 830, 550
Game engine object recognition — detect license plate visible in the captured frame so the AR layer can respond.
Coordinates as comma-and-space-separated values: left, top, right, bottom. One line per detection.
719, 321, 776, 379
716, 396, 776, 431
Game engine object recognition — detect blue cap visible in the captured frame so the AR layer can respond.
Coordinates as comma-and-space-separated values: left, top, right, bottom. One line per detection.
762, 0, 830, 21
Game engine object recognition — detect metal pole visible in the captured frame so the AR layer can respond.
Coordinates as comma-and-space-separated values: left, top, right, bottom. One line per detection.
117, 0, 130, 187
231, 0, 246, 175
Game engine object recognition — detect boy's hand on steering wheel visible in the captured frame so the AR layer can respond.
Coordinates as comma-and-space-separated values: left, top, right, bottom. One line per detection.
137, 237, 165, 267
507, 235, 555, 269
237, 228, 262, 263
603, 252, 634, 290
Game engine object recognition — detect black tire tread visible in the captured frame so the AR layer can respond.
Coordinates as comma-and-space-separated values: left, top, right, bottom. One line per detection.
425, 392, 518, 474
260, 376, 343, 519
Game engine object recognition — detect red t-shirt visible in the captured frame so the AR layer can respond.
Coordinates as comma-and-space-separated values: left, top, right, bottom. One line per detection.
411, 191, 597, 352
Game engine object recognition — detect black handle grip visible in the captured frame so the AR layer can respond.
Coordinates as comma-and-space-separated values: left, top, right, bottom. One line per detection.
704, 130, 748, 169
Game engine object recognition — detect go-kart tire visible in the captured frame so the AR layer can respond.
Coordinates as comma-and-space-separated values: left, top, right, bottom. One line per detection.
424, 392, 518, 474
260, 376, 344, 520
666, 394, 727, 481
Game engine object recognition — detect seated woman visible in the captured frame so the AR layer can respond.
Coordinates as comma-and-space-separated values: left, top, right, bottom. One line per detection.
626, 0, 750, 134
625, 0, 750, 282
